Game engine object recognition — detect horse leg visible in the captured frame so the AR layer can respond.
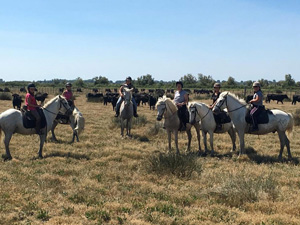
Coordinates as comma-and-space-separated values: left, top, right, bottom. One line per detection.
209, 131, 214, 156
51, 121, 58, 142
285, 134, 292, 160
128, 118, 132, 137
202, 131, 208, 155
277, 131, 291, 160
195, 125, 201, 155
167, 130, 172, 152
4, 132, 13, 160
174, 130, 179, 154
121, 119, 124, 137
38, 134, 46, 159
228, 127, 236, 152
237, 131, 245, 155
185, 128, 192, 153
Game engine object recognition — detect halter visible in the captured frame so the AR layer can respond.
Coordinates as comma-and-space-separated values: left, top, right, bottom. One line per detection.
42, 97, 72, 115
215, 93, 247, 113
190, 105, 210, 121
157, 102, 166, 117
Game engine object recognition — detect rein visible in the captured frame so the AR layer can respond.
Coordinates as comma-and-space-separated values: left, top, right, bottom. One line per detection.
42, 98, 71, 115
216, 94, 247, 113
191, 105, 210, 121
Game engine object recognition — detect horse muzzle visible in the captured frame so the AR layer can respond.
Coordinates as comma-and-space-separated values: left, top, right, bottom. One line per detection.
157, 115, 162, 121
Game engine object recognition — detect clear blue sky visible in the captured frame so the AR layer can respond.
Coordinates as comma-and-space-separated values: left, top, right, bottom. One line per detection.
0, 0, 299, 82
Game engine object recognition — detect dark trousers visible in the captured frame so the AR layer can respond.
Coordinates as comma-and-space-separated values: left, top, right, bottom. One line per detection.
250, 105, 263, 128
30, 110, 41, 133
177, 105, 189, 127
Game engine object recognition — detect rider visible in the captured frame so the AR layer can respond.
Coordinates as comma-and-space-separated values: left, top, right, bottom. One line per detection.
209, 83, 222, 130
115, 76, 138, 117
249, 81, 263, 132
63, 82, 75, 108
25, 83, 42, 134
174, 81, 189, 131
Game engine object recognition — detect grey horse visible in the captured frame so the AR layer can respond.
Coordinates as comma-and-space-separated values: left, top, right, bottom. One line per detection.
120, 88, 134, 137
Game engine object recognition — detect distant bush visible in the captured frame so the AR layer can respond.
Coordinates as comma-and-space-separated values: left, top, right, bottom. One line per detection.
293, 109, 300, 126
207, 173, 278, 208
0, 93, 12, 100
147, 153, 202, 179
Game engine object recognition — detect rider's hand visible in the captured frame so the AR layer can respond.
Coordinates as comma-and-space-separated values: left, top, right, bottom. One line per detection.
121, 94, 124, 98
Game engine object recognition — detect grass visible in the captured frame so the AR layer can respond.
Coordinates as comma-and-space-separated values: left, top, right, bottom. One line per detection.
293, 109, 300, 126
0, 93, 300, 224
0, 93, 12, 100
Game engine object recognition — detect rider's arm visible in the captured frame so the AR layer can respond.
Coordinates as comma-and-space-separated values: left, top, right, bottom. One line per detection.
119, 86, 124, 97
177, 94, 189, 106
27, 97, 41, 108
250, 95, 261, 104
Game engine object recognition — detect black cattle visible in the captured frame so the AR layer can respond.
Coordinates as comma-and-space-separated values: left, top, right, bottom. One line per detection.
114, 88, 118, 93
149, 95, 157, 110
133, 93, 141, 106
20, 87, 26, 93
183, 89, 191, 93
77, 88, 82, 92
141, 89, 145, 92
59, 88, 64, 93
111, 94, 118, 111
148, 89, 154, 93
104, 88, 111, 93
86, 93, 103, 101
0, 88, 3, 92
155, 89, 165, 97
4, 87, 10, 92
35, 92, 48, 105
245, 95, 253, 103
12, 94, 22, 110
140, 94, 149, 106
292, 95, 300, 105
93, 88, 99, 93
266, 94, 289, 104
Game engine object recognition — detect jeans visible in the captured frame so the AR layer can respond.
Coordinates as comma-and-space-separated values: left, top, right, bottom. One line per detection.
115, 97, 137, 114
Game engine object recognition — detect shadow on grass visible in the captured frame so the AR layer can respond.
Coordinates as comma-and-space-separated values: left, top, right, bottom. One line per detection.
41, 151, 90, 160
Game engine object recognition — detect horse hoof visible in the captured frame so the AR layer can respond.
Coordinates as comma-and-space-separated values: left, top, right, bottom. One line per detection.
38, 155, 44, 159
3, 155, 12, 161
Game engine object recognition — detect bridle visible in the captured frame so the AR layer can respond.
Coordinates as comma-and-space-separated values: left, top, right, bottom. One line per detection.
215, 94, 247, 113
42, 97, 72, 115
190, 105, 210, 122
157, 102, 166, 117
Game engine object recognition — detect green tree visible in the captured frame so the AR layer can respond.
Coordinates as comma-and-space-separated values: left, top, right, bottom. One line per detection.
136, 74, 155, 86
283, 74, 295, 87
180, 74, 197, 85
225, 76, 236, 87
94, 76, 109, 85
258, 79, 269, 87
198, 73, 215, 87
74, 77, 85, 87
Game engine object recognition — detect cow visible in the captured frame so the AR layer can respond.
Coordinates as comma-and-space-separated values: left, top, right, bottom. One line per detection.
4, 87, 10, 92
76, 88, 82, 92
105, 88, 111, 93
20, 87, 26, 93
148, 89, 154, 93
265, 94, 289, 104
59, 88, 64, 93
149, 95, 157, 110
35, 92, 48, 105
86, 93, 103, 102
12, 94, 22, 110
292, 95, 300, 105
93, 88, 99, 93
111, 94, 118, 111
140, 93, 149, 106
113, 88, 118, 93
245, 95, 253, 103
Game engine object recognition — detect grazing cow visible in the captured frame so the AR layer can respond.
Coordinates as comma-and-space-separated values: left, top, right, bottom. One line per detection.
86, 93, 103, 102
266, 94, 289, 104
292, 95, 300, 105
35, 92, 48, 105
76, 88, 82, 92
93, 88, 99, 93
111, 94, 118, 111
4, 87, 10, 92
148, 89, 154, 93
140, 93, 149, 106
245, 95, 253, 103
155, 89, 165, 97
149, 95, 157, 110
59, 88, 64, 93
12, 94, 22, 110
105, 88, 111, 93
114, 88, 118, 93
20, 87, 26, 93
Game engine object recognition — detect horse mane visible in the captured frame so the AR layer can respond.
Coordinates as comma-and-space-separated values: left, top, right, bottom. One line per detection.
156, 96, 178, 114
189, 101, 209, 108
221, 92, 246, 105
43, 95, 65, 108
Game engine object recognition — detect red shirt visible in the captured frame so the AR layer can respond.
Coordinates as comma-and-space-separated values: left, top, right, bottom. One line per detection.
25, 93, 37, 111
63, 90, 73, 101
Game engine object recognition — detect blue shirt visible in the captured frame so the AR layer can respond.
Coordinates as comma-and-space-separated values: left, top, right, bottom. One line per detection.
174, 90, 187, 104
253, 90, 263, 106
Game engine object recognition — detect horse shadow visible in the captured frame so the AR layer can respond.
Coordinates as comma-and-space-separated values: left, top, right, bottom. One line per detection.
32, 151, 90, 160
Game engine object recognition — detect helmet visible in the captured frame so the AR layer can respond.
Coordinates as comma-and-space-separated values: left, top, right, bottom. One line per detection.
214, 83, 221, 88
27, 83, 36, 90
66, 82, 72, 87
126, 76, 132, 81
176, 81, 183, 88
252, 82, 260, 87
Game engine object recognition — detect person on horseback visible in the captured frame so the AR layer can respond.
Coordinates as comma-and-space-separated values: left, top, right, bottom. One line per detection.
62, 82, 75, 108
209, 83, 223, 130
25, 83, 42, 134
249, 81, 264, 132
115, 76, 138, 117
174, 81, 189, 131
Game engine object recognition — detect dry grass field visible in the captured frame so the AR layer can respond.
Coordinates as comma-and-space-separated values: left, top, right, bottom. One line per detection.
0, 93, 300, 224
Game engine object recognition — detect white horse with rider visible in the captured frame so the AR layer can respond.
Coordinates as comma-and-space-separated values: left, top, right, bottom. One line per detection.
120, 87, 134, 137
213, 91, 294, 160
189, 102, 236, 156
0, 95, 72, 160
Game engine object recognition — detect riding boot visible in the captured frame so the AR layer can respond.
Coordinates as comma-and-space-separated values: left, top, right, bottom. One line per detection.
250, 116, 259, 132
133, 107, 138, 117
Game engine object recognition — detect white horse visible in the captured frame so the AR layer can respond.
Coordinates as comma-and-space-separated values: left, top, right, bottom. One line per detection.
0, 95, 72, 160
120, 88, 134, 137
189, 102, 236, 155
51, 107, 85, 143
156, 96, 201, 154
213, 92, 294, 160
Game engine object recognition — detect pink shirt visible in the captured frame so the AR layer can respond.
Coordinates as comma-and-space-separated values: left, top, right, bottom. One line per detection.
63, 90, 73, 101
25, 93, 37, 111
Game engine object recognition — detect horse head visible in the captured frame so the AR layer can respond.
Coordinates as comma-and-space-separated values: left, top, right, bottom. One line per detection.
123, 88, 133, 106
212, 92, 228, 114
58, 96, 73, 116
156, 97, 167, 121
188, 103, 197, 125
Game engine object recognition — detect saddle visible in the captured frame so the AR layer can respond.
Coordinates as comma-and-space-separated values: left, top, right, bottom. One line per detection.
22, 107, 47, 129
245, 106, 272, 124
213, 111, 231, 125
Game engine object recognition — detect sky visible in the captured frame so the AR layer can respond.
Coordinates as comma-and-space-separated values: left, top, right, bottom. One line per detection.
0, 0, 299, 82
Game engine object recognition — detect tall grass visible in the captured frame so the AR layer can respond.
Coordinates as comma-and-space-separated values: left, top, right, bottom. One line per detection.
0, 93, 12, 100
294, 109, 300, 126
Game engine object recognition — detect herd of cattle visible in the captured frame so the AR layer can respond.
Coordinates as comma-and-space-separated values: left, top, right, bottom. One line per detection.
2, 87, 300, 111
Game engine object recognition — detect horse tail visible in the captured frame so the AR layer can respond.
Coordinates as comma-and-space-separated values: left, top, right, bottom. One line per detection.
286, 113, 294, 138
